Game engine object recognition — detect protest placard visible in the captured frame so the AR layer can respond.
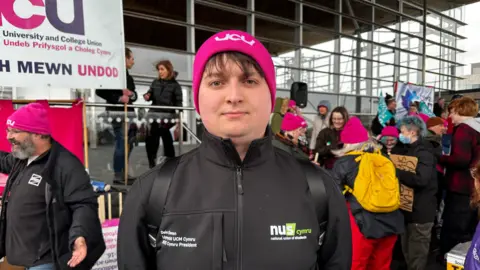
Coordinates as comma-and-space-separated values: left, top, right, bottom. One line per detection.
390, 154, 418, 174
390, 154, 418, 212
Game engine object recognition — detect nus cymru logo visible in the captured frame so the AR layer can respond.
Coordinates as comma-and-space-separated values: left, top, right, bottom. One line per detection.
269, 223, 312, 241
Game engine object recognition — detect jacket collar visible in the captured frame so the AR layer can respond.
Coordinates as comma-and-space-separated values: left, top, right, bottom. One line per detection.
200, 127, 274, 168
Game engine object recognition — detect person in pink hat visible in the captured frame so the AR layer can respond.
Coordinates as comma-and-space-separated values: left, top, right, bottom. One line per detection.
0, 103, 105, 270
331, 117, 404, 270
119, 30, 351, 270
378, 126, 401, 155
272, 113, 310, 160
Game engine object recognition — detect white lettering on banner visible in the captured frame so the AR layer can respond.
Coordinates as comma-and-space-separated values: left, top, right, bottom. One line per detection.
0, 1, 126, 89
92, 224, 118, 270
215, 33, 255, 46
160, 230, 198, 248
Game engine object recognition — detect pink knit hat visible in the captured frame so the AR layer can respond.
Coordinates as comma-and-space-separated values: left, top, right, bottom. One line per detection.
7, 103, 50, 135
381, 126, 399, 138
340, 117, 369, 144
288, 100, 296, 108
281, 113, 307, 131
192, 30, 276, 114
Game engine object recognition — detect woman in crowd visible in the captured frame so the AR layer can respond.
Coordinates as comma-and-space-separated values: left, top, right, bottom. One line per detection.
270, 97, 289, 134
378, 126, 403, 156
331, 117, 404, 270
439, 97, 480, 259
314, 106, 348, 169
396, 116, 437, 270
143, 60, 183, 168
464, 161, 480, 269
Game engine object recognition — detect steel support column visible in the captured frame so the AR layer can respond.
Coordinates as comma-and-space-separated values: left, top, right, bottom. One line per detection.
334, 0, 342, 105
394, 0, 403, 83
247, 0, 255, 35
293, 2, 303, 83
186, 0, 196, 145
421, 0, 427, 85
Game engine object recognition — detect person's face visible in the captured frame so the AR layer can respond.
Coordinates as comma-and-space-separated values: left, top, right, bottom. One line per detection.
439, 99, 445, 107
384, 136, 398, 149
400, 126, 417, 141
126, 53, 135, 69
388, 101, 397, 111
430, 124, 446, 135
198, 57, 271, 142
318, 106, 328, 115
409, 106, 418, 114
6, 129, 36, 160
331, 112, 345, 130
158, 65, 169, 80
449, 109, 462, 125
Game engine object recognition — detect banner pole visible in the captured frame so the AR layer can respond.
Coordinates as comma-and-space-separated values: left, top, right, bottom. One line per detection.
124, 103, 128, 186
82, 100, 89, 171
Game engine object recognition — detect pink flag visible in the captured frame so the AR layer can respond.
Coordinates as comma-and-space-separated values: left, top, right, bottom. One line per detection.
37, 100, 85, 164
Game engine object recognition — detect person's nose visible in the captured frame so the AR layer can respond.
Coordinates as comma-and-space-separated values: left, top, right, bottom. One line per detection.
225, 81, 244, 105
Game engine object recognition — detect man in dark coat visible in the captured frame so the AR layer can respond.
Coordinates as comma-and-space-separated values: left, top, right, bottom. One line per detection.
96, 48, 138, 184
0, 103, 105, 270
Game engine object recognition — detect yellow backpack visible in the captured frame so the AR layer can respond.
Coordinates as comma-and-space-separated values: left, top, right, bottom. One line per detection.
344, 150, 400, 213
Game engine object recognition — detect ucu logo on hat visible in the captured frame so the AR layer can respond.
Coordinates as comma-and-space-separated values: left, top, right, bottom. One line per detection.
215, 33, 256, 46
6, 119, 15, 127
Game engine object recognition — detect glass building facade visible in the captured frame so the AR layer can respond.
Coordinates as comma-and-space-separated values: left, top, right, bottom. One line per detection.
122, 0, 466, 120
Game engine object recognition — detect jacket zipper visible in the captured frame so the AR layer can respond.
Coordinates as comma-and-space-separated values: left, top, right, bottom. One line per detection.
235, 166, 244, 270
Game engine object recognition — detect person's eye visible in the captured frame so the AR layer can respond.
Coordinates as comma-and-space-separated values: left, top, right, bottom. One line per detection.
244, 79, 258, 85
209, 81, 222, 87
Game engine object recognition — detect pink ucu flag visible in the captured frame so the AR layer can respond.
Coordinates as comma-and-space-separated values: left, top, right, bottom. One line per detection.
0, 0, 85, 35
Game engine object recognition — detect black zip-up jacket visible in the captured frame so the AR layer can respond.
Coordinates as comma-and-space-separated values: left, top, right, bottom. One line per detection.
145, 77, 183, 113
96, 69, 137, 112
0, 141, 105, 269
396, 139, 438, 224
118, 129, 352, 270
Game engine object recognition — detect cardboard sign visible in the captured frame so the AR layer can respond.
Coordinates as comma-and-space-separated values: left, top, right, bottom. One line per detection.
390, 154, 418, 173
400, 184, 414, 212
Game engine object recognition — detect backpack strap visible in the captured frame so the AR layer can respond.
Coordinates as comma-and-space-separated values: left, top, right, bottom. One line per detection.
299, 161, 328, 246
146, 156, 181, 248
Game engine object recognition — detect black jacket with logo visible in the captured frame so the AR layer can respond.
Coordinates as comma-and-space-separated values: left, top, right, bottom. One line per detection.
0, 141, 105, 269
118, 129, 352, 270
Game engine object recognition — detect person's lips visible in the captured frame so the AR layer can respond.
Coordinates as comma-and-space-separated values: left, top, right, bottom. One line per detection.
222, 111, 247, 118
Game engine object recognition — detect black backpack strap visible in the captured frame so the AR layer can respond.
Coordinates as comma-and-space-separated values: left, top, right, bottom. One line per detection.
299, 161, 328, 246
146, 157, 181, 248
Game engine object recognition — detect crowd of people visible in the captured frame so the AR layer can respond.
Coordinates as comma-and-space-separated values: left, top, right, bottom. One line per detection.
272, 92, 480, 269
0, 29, 480, 270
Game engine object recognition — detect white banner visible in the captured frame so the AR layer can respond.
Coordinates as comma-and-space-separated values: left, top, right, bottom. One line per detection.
395, 82, 435, 120
0, 0, 126, 89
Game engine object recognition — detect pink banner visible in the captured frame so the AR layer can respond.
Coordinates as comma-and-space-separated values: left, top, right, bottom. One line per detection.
0, 100, 15, 152
37, 100, 84, 164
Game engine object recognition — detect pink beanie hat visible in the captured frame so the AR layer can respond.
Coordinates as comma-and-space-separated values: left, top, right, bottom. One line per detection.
192, 30, 276, 114
381, 126, 399, 138
281, 113, 307, 131
340, 117, 369, 144
288, 100, 296, 108
7, 103, 50, 135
